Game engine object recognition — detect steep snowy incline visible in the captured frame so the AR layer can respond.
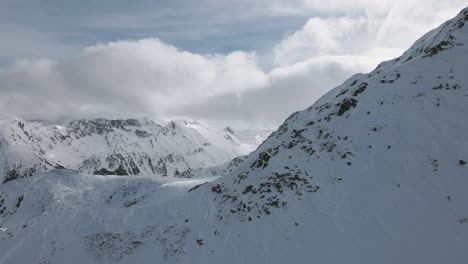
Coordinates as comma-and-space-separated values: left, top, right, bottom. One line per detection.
212, 6, 468, 217
0, 118, 269, 182
0, 7, 467, 264
201, 7, 468, 261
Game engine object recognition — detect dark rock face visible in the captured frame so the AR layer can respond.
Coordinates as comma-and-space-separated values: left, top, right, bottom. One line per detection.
95, 165, 129, 176
68, 119, 146, 137
135, 129, 152, 138
224, 126, 235, 133
3, 166, 39, 183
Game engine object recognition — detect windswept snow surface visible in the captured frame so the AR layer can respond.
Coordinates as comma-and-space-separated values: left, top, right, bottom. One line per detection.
1, 7, 468, 264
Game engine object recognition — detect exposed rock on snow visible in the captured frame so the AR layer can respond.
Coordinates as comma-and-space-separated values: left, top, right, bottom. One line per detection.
0, 118, 271, 182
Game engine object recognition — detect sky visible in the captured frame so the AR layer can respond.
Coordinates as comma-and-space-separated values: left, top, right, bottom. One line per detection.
0, 0, 466, 129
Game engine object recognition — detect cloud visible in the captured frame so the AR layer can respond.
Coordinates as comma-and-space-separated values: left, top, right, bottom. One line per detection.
0, 1, 466, 129
0, 36, 380, 129
273, 0, 468, 68
173, 55, 376, 128
0, 39, 267, 123
374, 0, 468, 48
273, 16, 371, 66
173, 1, 467, 128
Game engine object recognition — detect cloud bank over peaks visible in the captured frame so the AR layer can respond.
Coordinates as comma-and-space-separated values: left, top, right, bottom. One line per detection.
1, 0, 467, 129
0, 14, 395, 129
0, 39, 268, 125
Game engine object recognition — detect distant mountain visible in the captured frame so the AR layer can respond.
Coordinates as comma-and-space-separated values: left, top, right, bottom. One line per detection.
0, 118, 271, 182
0, 7, 467, 264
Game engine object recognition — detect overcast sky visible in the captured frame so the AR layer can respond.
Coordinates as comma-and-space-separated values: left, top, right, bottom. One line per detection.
0, 0, 466, 129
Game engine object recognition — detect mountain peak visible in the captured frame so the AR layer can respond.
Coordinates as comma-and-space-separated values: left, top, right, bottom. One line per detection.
201, 5, 468, 240
372, 7, 467, 74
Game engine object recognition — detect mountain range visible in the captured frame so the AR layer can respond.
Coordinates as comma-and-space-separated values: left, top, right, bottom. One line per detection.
0, 118, 270, 182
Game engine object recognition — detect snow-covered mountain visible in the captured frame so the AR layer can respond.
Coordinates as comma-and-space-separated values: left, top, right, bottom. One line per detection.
1, 7, 468, 264
0, 118, 270, 182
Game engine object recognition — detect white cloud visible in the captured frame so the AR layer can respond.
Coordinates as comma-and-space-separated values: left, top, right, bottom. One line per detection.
374, 0, 468, 48
273, 0, 467, 52
0, 1, 466, 128
175, 0, 467, 128
273, 16, 370, 66
173, 52, 395, 128
0, 39, 268, 123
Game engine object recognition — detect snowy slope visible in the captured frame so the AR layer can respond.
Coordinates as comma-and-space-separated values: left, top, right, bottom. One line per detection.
1, 7, 468, 264
0, 118, 269, 182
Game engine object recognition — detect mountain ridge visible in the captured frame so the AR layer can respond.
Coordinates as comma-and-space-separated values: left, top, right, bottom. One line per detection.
205, 6, 468, 222
0, 117, 271, 182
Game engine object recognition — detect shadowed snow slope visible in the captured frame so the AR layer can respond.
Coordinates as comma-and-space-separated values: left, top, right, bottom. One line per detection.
1, 7, 468, 264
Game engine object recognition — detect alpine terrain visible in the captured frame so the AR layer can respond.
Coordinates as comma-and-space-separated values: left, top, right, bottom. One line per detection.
1, 7, 468, 264
0, 118, 270, 182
